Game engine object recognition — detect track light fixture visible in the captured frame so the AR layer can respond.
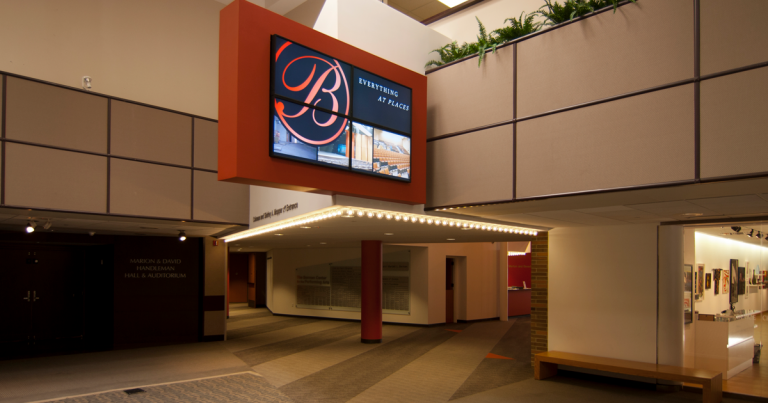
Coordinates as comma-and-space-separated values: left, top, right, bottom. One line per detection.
25, 221, 36, 234
758, 232, 763, 239
747, 229, 754, 238
731, 226, 742, 233
43, 220, 52, 230
179, 230, 186, 242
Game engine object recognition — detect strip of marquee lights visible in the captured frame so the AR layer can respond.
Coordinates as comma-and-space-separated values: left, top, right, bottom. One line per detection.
223, 206, 539, 243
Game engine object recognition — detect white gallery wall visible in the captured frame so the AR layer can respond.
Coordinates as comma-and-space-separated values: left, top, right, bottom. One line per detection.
694, 232, 768, 314
550, 224, 659, 364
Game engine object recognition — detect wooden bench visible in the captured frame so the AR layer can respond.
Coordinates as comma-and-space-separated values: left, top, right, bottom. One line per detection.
535, 351, 722, 403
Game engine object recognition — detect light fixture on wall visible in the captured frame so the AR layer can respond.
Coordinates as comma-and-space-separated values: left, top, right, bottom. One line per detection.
25, 221, 36, 234
178, 230, 186, 241
221, 206, 540, 243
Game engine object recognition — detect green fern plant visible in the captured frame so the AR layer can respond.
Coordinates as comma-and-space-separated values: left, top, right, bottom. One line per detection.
423, 0, 637, 69
534, 0, 636, 26
474, 17, 499, 67
425, 41, 477, 68
491, 12, 543, 43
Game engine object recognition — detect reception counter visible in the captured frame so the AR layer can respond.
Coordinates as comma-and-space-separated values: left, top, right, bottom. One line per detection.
695, 310, 759, 379
508, 289, 531, 316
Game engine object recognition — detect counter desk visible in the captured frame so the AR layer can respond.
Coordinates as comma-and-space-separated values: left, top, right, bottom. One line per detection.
695, 310, 759, 379
508, 288, 531, 316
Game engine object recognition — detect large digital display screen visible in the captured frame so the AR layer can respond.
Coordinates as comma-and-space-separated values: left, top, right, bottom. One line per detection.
270, 35, 412, 182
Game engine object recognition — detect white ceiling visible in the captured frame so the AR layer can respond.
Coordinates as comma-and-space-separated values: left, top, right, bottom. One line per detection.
387, 0, 451, 22
440, 177, 768, 229
0, 207, 245, 239
692, 222, 768, 248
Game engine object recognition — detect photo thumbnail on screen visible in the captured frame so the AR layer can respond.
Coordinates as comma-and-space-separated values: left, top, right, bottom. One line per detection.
272, 99, 349, 168
373, 129, 411, 179
351, 122, 373, 172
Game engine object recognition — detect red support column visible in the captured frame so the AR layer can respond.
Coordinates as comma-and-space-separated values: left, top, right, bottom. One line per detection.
361, 240, 383, 343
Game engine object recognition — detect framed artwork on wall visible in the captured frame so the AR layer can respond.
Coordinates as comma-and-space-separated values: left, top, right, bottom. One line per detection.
713, 269, 721, 295
684, 264, 693, 324
696, 264, 705, 301
723, 269, 730, 295
706, 273, 711, 289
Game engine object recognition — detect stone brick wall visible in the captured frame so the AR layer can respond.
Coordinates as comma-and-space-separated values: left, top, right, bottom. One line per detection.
531, 232, 548, 364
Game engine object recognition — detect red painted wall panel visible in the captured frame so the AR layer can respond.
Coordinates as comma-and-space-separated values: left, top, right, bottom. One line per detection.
219, 0, 426, 204
508, 254, 532, 288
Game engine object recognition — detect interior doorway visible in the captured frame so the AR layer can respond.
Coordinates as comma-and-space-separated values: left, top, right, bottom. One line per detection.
0, 244, 113, 359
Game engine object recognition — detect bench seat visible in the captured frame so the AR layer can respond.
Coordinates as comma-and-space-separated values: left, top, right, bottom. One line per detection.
535, 351, 722, 403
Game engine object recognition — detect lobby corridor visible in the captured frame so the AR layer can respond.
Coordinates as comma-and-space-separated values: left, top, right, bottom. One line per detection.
0, 306, 757, 403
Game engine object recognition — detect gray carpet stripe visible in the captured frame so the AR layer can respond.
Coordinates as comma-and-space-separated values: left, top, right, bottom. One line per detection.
235, 323, 361, 367
449, 316, 533, 401
278, 323, 470, 403
44, 373, 294, 403
229, 305, 253, 312
227, 311, 275, 323
227, 318, 321, 340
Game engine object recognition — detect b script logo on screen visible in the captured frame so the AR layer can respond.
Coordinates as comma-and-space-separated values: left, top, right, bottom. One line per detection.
273, 37, 351, 145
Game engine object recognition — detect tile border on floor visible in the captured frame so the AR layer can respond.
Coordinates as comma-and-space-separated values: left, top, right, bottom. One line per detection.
27, 371, 263, 403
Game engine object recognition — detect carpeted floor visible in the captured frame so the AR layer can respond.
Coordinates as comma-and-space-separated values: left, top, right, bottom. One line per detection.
4, 305, 765, 403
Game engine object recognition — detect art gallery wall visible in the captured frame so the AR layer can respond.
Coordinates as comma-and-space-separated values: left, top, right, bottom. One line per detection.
694, 232, 768, 314
683, 227, 696, 368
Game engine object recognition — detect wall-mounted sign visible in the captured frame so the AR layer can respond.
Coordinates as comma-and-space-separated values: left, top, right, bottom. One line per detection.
271, 35, 412, 182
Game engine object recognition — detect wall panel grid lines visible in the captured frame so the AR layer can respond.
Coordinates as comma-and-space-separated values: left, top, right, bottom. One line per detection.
426, 44, 514, 139
427, 126, 514, 208
700, 66, 768, 179
517, 85, 695, 199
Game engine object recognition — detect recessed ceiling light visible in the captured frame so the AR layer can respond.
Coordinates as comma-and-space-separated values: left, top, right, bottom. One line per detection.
384, 233, 394, 236
682, 213, 703, 217
300, 226, 312, 229
447, 238, 455, 241
320, 242, 327, 244
461, 227, 472, 230
275, 234, 284, 236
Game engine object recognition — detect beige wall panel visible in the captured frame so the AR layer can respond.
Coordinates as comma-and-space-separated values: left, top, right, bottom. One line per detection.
427, 125, 513, 207
701, 68, 768, 178
194, 171, 249, 224
204, 236, 227, 296
194, 118, 218, 170
517, 0, 693, 118
701, 0, 768, 75
0, 0, 224, 119
427, 45, 514, 138
5, 77, 107, 153
517, 85, 694, 199
111, 100, 191, 166
5, 144, 106, 212
110, 159, 191, 219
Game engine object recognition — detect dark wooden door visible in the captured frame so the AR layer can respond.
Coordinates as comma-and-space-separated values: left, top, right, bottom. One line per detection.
0, 245, 85, 357
0, 247, 33, 347
32, 248, 84, 343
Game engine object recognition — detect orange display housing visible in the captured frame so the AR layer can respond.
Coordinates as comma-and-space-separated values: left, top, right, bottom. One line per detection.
218, 0, 427, 204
